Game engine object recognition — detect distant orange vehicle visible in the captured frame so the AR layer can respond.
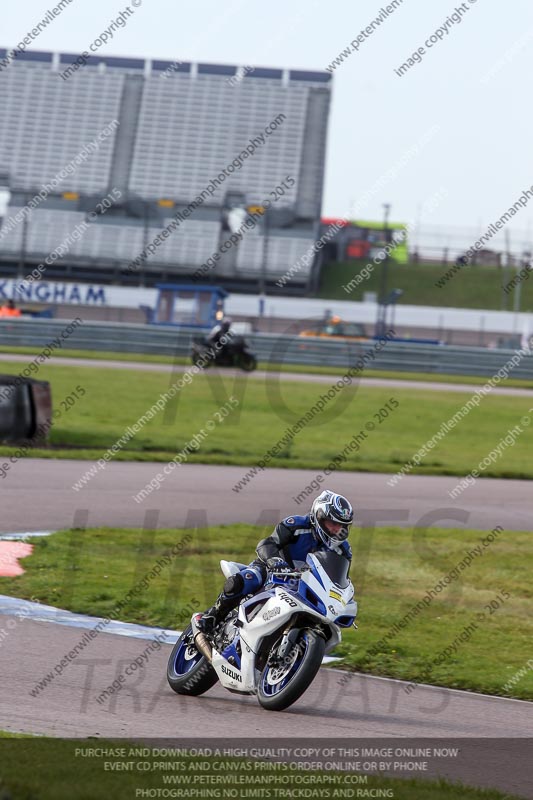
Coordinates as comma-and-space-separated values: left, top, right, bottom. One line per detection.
299, 316, 368, 341
0, 300, 22, 318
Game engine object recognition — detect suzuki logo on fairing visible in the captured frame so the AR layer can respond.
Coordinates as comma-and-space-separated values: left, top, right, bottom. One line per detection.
221, 664, 242, 682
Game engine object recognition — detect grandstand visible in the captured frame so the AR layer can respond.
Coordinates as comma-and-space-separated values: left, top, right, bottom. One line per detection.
0, 50, 332, 291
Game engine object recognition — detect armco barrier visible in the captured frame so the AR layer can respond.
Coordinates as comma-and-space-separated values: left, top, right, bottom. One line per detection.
0, 319, 532, 380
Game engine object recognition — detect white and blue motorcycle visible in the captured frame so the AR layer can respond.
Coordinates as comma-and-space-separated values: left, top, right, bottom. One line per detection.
167, 550, 358, 711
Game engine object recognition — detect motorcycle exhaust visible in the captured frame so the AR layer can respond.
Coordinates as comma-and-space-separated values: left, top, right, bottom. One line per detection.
191, 615, 213, 662
194, 631, 213, 663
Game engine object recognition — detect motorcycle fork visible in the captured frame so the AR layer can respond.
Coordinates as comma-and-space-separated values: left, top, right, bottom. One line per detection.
275, 625, 300, 662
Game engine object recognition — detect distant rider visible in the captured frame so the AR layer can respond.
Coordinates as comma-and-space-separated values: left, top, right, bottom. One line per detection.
206, 317, 232, 351
198, 490, 354, 632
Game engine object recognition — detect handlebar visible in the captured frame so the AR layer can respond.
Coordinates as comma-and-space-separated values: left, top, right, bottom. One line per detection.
268, 566, 310, 578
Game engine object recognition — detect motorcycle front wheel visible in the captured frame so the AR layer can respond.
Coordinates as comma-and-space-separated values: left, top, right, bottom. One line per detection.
167, 624, 218, 696
237, 352, 257, 372
257, 628, 325, 711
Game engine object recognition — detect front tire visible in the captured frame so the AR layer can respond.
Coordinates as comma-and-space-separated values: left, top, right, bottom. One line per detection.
257, 628, 325, 711
237, 352, 257, 372
167, 625, 218, 696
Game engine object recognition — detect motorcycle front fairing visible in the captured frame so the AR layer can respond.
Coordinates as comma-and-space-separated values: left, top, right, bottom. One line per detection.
265, 551, 358, 652
300, 550, 358, 636
208, 552, 357, 693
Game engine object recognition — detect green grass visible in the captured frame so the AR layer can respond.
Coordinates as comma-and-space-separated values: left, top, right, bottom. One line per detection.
318, 259, 533, 311
0, 345, 186, 364
2, 524, 531, 700
269, 363, 533, 389
0, 739, 518, 800
0, 360, 532, 480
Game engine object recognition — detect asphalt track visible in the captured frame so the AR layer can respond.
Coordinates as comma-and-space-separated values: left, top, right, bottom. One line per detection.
2, 614, 532, 796
1, 461, 532, 788
2, 460, 533, 532
6, 612, 532, 740
1, 360, 532, 798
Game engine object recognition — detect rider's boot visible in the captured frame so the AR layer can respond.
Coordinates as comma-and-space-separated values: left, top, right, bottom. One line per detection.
198, 565, 265, 633
198, 593, 238, 634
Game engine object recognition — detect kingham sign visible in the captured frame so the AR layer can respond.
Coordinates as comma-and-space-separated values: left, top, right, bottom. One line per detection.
0, 280, 156, 308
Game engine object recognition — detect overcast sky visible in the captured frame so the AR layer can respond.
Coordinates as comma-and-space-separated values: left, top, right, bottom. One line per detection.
4, 0, 533, 241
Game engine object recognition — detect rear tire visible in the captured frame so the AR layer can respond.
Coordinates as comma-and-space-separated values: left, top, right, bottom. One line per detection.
257, 628, 325, 711
167, 625, 218, 696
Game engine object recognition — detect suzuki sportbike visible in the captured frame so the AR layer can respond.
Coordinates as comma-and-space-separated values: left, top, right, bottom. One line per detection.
167, 551, 358, 711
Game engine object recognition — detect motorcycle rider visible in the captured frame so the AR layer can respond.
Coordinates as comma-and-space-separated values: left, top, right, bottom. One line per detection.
206, 317, 232, 354
198, 490, 353, 633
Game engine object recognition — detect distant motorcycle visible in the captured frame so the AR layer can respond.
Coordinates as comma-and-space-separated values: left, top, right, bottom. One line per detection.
167, 551, 358, 711
191, 335, 257, 372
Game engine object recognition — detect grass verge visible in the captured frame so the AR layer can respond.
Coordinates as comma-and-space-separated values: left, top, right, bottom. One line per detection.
0, 738, 518, 800
0, 361, 532, 480
0, 345, 184, 365
318, 258, 533, 311
2, 524, 531, 700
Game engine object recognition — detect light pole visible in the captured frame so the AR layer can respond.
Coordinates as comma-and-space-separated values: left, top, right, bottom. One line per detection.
259, 206, 269, 298
513, 253, 530, 315
375, 203, 391, 337
0, 184, 11, 225
0, 180, 12, 248
0, 182, 11, 302
140, 200, 150, 288
17, 194, 30, 282
388, 288, 403, 333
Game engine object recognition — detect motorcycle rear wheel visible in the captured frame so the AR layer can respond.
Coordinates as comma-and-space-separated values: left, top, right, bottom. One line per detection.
257, 628, 325, 711
167, 624, 218, 696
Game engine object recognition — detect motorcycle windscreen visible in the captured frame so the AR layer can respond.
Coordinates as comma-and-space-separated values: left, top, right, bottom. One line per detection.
311, 550, 350, 588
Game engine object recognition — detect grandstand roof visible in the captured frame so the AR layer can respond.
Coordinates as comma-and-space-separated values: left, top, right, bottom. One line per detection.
0, 48, 332, 82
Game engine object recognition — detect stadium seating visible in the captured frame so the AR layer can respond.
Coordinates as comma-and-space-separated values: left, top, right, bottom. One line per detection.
0, 51, 331, 287
0, 55, 122, 194
130, 71, 306, 207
